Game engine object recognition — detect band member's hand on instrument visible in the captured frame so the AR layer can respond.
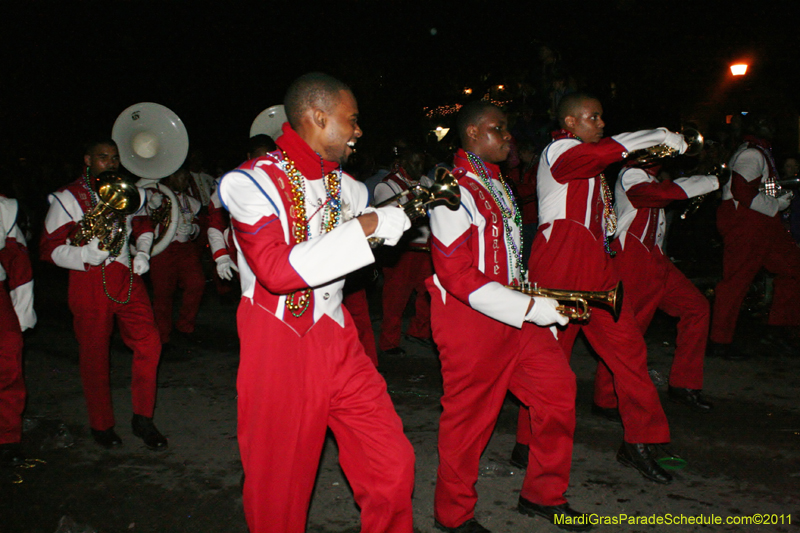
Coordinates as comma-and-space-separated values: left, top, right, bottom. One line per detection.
658, 128, 689, 154
366, 206, 411, 247
80, 237, 110, 266
177, 221, 197, 238
777, 192, 794, 211
215, 255, 239, 280
524, 296, 569, 327
133, 251, 150, 275
147, 190, 164, 209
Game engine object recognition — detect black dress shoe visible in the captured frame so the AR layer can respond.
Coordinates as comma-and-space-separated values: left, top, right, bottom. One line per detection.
510, 442, 529, 469
668, 386, 713, 412
131, 415, 168, 450
435, 518, 491, 532
616, 442, 672, 484
518, 497, 591, 531
91, 427, 123, 449
0, 443, 26, 467
590, 402, 621, 423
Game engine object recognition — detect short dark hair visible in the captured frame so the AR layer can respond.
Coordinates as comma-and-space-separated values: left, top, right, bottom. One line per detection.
247, 134, 276, 155
456, 101, 502, 145
283, 72, 352, 128
556, 92, 596, 128
84, 137, 117, 156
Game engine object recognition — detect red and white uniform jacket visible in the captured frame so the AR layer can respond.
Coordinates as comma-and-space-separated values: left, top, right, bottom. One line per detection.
538, 128, 682, 242
724, 137, 785, 218
428, 149, 531, 328
373, 167, 432, 249
0, 196, 36, 330
218, 124, 375, 334
40, 178, 154, 270
615, 166, 718, 252
208, 181, 235, 262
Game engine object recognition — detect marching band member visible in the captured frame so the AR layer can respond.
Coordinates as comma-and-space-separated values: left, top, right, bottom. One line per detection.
516, 93, 688, 485
428, 101, 585, 532
0, 194, 36, 466
373, 143, 435, 355
148, 167, 205, 345
218, 73, 415, 533
40, 139, 167, 450
591, 162, 722, 414
710, 114, 800, 358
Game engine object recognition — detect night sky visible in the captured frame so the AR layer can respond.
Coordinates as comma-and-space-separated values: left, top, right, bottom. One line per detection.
4, 0, 800, 168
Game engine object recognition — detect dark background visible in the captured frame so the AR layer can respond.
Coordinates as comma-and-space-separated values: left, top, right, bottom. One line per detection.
3, 0, 800, 173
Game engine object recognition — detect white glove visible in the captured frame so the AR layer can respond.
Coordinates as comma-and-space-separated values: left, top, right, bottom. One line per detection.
147, 191, 164, 209
80, 237, 110, 266
658, 127, 688, 154
525, 297, 569, 327
777, 192, 793, 211
177, 221, 196, 237
371, 206, 411, 247
133, 251, 150, 275
215, 255, 239, 280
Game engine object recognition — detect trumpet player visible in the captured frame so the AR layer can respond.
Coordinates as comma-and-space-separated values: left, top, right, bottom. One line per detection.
39, 139, 167, 451
710, 114, 800, 358
591, 161, 723, 416
374, 143, 435, 356
517, 93, 689, 485
427, 101, 585, 532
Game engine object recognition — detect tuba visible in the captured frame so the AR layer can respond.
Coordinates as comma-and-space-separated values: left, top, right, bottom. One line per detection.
369, 167, 462, 247
250, 105, 288, 140
112, 102, 189, 256
507, 280, 624, 322
624, 128, 704, 166
69, 171, 142, 257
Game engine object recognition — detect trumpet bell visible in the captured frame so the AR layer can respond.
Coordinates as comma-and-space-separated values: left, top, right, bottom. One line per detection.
97, 171, 141, 216
112, 102, 189, 180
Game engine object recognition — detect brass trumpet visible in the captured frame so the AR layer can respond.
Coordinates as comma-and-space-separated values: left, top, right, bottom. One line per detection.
507, 280, 624, 322
69, 171, 142, 257
625, 128, 704, 166
369, 167, 461, 247
679, 163, 732, 220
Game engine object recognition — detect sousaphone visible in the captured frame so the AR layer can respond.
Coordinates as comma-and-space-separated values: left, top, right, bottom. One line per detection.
250, 104, 287, 141
112, 102, 189, 256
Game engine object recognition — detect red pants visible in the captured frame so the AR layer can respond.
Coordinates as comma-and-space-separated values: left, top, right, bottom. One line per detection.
0, 284, 25, 444
379, 250, 432, 351
343, 287, 378, 366
236, 300, 415, 533
430, 284, 575, 527
150, 241, 205, 344
711, 201, 800, 343
520, 223, 670, 444
68, 262, 162, 431
594, 239, 709, 406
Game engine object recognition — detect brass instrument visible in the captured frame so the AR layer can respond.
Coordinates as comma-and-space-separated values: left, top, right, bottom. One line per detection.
759, 177, 800, 198
507, 280, 624, 322
69, 171, 142, 256
624, 128, 704, 166
679, 163, 732, 220
369, 167, 461, 246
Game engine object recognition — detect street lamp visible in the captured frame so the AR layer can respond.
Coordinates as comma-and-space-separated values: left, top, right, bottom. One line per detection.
730, 63, 748, 76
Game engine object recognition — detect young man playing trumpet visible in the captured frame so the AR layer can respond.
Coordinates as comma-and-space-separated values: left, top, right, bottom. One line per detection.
427, 101, 586, 532
515, 93, 689, 485
591, 160, 724, 414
